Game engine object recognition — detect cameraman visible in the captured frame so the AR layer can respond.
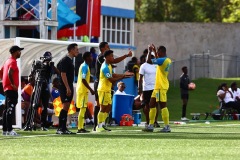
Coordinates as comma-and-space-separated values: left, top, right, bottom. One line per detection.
25, 51, 59, 131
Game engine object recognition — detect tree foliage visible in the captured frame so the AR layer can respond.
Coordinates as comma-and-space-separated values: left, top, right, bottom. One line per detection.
135, 0, 240, 23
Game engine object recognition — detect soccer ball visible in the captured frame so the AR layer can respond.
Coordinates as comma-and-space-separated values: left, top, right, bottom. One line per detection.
188, 82, 196, 90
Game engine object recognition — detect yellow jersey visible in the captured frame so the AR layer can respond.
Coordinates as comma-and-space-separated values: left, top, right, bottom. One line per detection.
152, 57, 171, 90
98, 62, 113, 92
133, 64, 139, 81
76, 62, 90, 93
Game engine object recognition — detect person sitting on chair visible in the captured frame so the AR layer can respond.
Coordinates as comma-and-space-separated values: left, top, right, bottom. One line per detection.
217, 83, 240, 113
115, 81, 143, 110
229, 82, 240, 101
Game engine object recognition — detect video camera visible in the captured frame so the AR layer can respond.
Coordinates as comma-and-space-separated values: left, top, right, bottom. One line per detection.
30, 52, 53, 82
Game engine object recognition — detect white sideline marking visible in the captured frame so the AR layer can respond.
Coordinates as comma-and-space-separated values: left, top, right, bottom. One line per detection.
216, 124, 240, 127
0, 134, 59, 140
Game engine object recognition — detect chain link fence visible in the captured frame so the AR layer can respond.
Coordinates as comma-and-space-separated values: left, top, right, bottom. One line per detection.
170, 53, 240, 86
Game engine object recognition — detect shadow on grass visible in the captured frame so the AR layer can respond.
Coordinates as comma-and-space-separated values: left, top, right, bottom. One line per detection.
46, 131, 240, 140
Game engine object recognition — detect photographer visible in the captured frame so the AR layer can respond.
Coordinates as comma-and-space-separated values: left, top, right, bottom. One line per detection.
24, 51, 59, 131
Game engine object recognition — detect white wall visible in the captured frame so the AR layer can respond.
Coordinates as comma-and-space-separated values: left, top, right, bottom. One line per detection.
101, 0, 134, 10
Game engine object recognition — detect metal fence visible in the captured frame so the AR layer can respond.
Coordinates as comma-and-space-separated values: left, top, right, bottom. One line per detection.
170, 53, 240, 86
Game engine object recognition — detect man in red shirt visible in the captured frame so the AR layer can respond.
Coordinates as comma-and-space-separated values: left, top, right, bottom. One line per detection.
0, 45, 23, 136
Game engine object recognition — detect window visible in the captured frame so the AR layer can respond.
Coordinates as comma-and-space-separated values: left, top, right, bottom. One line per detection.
102, 16, 132, 45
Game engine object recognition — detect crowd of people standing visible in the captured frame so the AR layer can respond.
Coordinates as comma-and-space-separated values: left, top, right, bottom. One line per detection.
0, 41, 174, 135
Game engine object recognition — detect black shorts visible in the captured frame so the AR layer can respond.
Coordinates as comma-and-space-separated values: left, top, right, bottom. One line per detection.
59, 84, 74, 103
181, 94, 189, 100
94, 80, 99, 100
143, 90, 153, 104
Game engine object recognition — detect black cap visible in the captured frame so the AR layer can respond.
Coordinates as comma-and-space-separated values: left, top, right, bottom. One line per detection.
9, 45, 24, 54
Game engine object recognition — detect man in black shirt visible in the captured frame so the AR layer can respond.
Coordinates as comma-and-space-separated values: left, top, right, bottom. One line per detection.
93, 42, 133, 131
180, 66, 190, 121
56, 43, 79, 134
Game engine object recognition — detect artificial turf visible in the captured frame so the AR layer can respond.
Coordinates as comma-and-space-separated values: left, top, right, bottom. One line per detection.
1, 121, 240, 160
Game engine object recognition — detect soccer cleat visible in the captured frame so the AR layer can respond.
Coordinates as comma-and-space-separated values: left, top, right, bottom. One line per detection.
142, 125, 154, 132
8, 130, 20, 136
56, 129, 64, 134
2, 131, 8, 136
96, 127, 106, 132
41, 127, 49, 131
102, 125, 111, 131
92, 127, 96, 132
77, 129, 90, 134
154, 122, 160, 128
144, 123, 148, 129
62, 129, 76, 134
181, 117, 189, 121
23, 125, 33, 131
159, 125, 171, 133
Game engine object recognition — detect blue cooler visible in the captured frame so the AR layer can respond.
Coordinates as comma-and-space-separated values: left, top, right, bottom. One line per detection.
133, 110, 141, 125
112, 94, 134, 124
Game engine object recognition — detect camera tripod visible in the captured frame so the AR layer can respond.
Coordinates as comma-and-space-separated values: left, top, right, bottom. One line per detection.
23, 69, 48, 131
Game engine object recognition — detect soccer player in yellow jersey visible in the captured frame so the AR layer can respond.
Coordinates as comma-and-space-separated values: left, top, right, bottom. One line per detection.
143, 44, 172, 132
76, 52, 95, 133
97, 50, 134, 132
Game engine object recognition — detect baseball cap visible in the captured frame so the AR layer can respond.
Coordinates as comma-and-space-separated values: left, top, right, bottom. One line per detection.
9, 45, 24, 54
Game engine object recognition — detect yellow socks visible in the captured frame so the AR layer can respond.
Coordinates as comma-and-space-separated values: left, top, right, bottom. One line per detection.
98, 111, 105, 124
78, 107, 86, 130
161, 107, 169, 125
149, 107, 157, 125
104, 112, 109, 122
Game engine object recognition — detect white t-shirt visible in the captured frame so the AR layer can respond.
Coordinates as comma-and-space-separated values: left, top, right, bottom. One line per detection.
139, 62, 156, 91
229, 88, 240, 101
217, 90, 234, 103
115, 90, 126, 95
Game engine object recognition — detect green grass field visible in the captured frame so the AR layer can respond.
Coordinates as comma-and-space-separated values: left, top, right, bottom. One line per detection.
2, 78, 240, 160
1, 121, 240, 160
167, 78, 240, 120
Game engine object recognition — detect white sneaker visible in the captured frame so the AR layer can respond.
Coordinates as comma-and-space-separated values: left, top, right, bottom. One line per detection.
8, 130, 20, 136
181, 117, 189, 121
2, 131, 8, 136
159, 125, 171, 132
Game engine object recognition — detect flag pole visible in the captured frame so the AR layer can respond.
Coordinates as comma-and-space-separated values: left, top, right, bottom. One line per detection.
89, 0, 94, 41
74, 23, 76, 41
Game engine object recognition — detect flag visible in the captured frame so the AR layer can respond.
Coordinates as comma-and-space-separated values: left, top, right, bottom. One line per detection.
48, 0, 81, 30
57, 0, 101, 38
53, 96, 76, 116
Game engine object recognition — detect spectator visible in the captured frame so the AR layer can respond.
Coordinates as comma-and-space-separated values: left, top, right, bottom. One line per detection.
90, 47, 97, 75
127, 57, 139, 85
21, 77, 34, 125
217, 83, 240, 113
115, 81, 143, 110
51, 77, 60, 101
21, 76, 27, 89
140, 49, 148, 65
229, 82, 240, 101
115, 81, 126, 95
